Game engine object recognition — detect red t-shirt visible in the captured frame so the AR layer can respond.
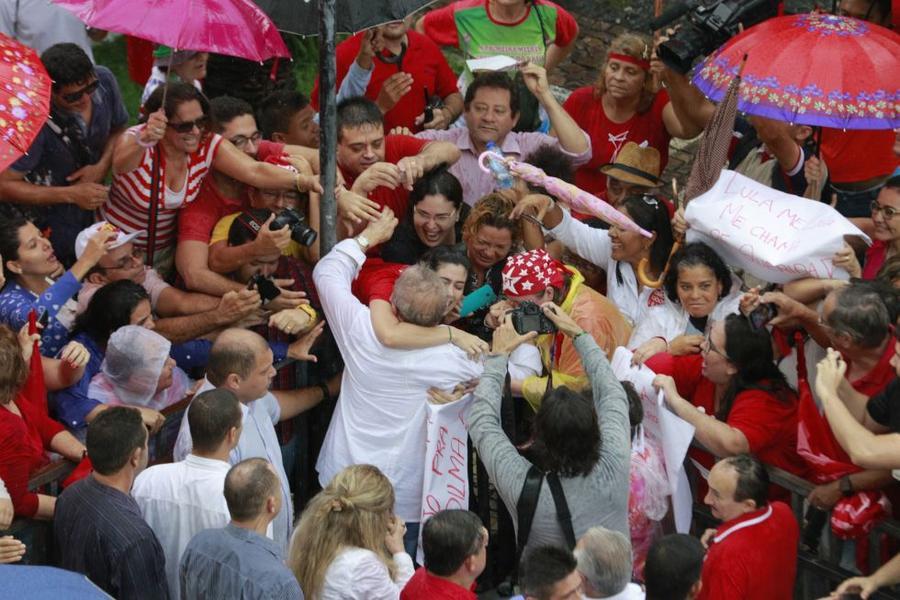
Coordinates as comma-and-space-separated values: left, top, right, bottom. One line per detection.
862, 240, 889, 280
0, 390, 64, 518
352, 257, 407, 304
646, 353, 809, 486
401, 568, 477, 600
176, 140, 285, 244
699, 502, 799, 600
820, 129, 899, 183
562, 86, 671, 200
340, 134, 428, 218
311, 31, 458, 133
845, 335, 897, 397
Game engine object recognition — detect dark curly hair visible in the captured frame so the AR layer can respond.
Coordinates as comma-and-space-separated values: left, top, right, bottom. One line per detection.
42, 43, 94, 90
663, 241, 732, 305
530, 386, 600, 477
717, 313, 795, 421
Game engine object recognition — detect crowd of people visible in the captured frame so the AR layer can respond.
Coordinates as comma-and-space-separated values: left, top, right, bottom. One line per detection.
0, 0, 899, 598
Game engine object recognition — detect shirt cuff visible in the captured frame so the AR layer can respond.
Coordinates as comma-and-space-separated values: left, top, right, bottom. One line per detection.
335, 238, 367, 268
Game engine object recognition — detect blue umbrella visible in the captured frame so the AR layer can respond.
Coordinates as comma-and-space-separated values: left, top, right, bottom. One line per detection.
0, 565, 112, 599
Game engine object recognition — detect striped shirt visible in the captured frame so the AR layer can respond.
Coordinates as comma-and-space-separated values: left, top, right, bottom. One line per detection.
55, 475, 170, 599
101, 128, 222, 253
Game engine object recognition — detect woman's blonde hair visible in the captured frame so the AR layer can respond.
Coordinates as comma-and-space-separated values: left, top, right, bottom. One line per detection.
461, 192, 522, 247
593, 32, 658, 113
0, 325, 27, 405
288, 464, 397, 599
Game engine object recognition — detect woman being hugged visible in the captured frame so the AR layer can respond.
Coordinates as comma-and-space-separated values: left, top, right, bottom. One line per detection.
289, 464, 413, 600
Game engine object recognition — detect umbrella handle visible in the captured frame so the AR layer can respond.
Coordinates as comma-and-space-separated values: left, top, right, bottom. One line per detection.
636, 239, 682, 289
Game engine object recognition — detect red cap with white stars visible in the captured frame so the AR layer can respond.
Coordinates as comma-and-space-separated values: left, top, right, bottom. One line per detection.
501, 249, 566, 298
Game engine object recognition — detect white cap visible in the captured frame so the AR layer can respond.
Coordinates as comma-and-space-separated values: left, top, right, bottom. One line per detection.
74, 222, 139, 259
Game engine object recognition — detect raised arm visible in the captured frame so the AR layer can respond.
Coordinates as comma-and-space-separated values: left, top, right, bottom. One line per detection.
522, 63, 589, 155
467, 320, 538, 510
369, 299, 489, 358
213, 139, 322, 193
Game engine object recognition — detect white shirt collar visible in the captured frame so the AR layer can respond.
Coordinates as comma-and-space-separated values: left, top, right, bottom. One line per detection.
713, 504, 774, 544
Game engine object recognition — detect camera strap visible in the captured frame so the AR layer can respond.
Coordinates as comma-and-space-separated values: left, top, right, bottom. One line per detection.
515, 466, 576, 579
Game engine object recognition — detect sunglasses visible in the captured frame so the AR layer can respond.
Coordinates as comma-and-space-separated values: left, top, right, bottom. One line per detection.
168, 116, 211, 134
61, 79, 99, 103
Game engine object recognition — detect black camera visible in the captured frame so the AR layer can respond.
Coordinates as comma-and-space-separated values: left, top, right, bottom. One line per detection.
423, 88, 444, 125
247, 274, 281, 304
652, 0, 779, 74
510, 301, 557, 335
271, 207, 317, 247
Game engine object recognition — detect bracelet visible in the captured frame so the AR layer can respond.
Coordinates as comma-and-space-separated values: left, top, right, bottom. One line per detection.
573, 330, 588, 341
653, 336, 669, 351
127, 127, 157, 149
296, 304, 317, 322
446, 325, 453, 343
317, 382, 331, 404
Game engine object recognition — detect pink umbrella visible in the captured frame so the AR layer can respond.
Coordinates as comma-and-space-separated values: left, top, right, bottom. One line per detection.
52, 0, 290, 61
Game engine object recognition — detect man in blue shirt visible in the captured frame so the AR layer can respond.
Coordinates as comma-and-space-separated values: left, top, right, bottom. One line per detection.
55, 406, 170, 599
0, 43, 128, 266
179, 458, 303, 600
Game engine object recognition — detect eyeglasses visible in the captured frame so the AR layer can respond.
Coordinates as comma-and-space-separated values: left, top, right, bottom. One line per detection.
258, 189, 302, 203
168, 116, 211, 134
414, 207, 456, 226
229, 131, 262, 150
871, 200, 899, 221
99, 250, 141, 271
702, 320, 729, 359
60, 79, 99, 103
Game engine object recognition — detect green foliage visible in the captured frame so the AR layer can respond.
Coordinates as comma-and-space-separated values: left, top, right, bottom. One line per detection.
92, 36, 143, 124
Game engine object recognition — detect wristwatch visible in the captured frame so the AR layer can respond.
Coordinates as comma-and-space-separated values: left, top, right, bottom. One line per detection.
839, 475, 854, 497
354, 234, 371, 251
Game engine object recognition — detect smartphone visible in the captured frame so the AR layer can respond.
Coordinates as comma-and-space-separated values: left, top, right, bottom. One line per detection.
749, 303, 777, 330
37, 308, 49, 329
459, 284, 497, 318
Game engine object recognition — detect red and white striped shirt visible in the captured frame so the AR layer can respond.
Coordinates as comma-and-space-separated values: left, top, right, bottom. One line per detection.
101, 127, 222, 253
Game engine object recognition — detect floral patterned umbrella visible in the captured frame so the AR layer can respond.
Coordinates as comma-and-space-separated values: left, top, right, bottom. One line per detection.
0, 34, 51, 173
692, 13, 900, 130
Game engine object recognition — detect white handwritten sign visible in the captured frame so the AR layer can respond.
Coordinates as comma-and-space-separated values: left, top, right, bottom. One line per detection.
417, 394, 473, 562
612, 348, 696, 533
685, 170, 870, 284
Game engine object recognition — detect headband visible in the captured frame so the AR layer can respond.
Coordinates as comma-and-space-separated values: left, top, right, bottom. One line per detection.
608, 52, 651, 71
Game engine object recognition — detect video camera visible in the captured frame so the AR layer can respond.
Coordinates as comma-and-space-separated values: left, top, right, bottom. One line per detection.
271, 207, 317, 247
650, 0, 780, 74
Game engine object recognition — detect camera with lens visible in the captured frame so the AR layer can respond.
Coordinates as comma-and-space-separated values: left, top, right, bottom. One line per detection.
510, 301, 557, 335
247, 274, 282, 304
271, 207, 318, 247
652, 0, 779, 74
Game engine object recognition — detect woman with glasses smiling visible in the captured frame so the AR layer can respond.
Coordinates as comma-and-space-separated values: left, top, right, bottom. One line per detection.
861, 176, 900, 280
102, 83, 322, 279
649, 314, 809, 498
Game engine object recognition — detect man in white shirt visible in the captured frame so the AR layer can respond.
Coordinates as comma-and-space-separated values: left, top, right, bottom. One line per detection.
575, 527, 645, 600
173, 328, 328, 551
133, 388, 243, 599
313, 208, 483, 555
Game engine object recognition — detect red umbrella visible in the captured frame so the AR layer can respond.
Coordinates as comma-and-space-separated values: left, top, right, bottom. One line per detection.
0, 34, 51, 173
52, 0, 290, 61
693, 13, 900, 130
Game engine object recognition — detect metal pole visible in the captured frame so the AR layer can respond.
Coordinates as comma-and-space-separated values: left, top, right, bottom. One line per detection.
318, 0, 337, 255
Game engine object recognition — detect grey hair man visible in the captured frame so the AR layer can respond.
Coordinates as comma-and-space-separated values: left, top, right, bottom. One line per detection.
575, 527, 644, 599
312, 208, 483, 556
179, 458, 302, 600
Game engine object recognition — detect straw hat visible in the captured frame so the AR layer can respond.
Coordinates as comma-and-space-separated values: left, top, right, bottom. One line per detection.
598, 141, 662, 188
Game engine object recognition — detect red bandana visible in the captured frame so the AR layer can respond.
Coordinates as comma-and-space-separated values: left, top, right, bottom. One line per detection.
608, 52, 651, 71
502, 249, 566, 298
